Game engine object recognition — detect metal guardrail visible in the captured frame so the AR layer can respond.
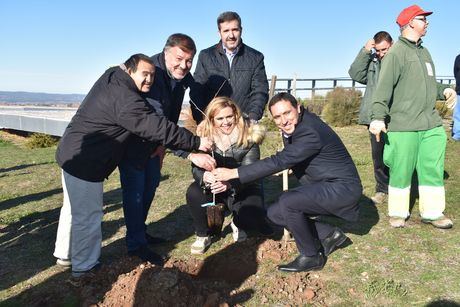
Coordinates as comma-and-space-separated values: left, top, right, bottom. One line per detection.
270, 76, 456, 97
0, 76, 455, 136
0, 106, 77, 137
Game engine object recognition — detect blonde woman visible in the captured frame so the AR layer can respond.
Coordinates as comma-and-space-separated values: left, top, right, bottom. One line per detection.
186, 97, 272, 254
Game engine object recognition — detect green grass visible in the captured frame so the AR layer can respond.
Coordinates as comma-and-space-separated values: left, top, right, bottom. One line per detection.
0, 126, 460, 306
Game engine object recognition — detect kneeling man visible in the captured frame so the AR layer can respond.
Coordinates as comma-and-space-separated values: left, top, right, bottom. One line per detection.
213, 92, 362, 272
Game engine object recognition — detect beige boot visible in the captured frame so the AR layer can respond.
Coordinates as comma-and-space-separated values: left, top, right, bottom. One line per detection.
389, 217, 406, 228
422, 216, 453, 229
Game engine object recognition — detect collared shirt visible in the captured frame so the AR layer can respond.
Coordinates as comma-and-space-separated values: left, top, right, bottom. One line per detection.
282, 132, 292, 139
222, 43, 239, 67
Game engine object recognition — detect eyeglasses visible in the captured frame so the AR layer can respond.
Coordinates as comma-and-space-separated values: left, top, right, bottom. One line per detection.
413, 17, 427, 23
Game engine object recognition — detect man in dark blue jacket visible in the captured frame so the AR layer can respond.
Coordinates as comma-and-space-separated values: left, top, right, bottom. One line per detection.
452, 54, 460, 141
53, 54, 212, 279
118, 34, 216, 262
192, 11, 269, 122
213, 92, 362, 272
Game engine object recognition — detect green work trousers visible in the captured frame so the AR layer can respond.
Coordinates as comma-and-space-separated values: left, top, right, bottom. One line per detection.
383, 126, 447, 219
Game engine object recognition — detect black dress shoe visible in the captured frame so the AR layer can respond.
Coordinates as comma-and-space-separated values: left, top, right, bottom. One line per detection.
145, 233, 167, 244
277, 253, 325, 272
321, 228, 348, 256
128, 246, 164, 266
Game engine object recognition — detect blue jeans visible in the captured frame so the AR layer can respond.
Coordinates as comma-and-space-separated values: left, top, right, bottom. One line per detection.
119, 156, 161, 251
453, 95, 460, 141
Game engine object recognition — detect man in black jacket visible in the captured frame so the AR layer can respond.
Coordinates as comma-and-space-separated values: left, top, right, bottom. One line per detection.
53, 54, 211, 279
192, 11, 269, 122
213, 93, 362, 272
118, 34, 216, 262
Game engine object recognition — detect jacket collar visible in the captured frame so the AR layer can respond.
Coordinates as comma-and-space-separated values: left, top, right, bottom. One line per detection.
399, 35, 424, 48
158, 52, 167, 71
115, 65, 139, 92
216, 40, 245, 56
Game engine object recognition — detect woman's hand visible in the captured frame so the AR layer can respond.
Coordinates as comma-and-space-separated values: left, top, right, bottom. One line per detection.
210, 181, 231, 194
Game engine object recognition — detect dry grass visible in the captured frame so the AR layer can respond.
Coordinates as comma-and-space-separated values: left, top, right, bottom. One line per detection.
1, 125, 459, 306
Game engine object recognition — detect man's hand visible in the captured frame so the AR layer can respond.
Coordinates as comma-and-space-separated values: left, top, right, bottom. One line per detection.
369, 120, 387, 142
364, 39, 375, 52
198, 137, 213, 152
151, 145, 166, 169
212, 167, 239, 181
443, 88, 457, 109
210, 181, 231, 194
189, 153, 216, 171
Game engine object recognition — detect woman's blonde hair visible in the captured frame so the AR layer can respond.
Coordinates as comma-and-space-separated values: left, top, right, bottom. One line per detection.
198, 96, 264, 148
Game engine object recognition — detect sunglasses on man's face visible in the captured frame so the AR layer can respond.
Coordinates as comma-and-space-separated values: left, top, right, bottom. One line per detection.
413, 17, 427, 23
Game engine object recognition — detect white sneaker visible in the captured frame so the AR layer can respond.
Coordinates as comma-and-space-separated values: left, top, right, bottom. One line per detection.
190, 236, 211, 254
230, 221, 247, 242
56, 258, 72, 267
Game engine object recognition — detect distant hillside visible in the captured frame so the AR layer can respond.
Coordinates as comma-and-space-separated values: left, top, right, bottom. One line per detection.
0, 91, 85, 105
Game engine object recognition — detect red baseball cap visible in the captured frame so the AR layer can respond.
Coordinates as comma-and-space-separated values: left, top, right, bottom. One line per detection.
396, 5, 432, 27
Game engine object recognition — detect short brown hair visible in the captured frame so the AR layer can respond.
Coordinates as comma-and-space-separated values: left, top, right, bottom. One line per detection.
268, 92, 298, 114
124, 54, 154, 73
373, 31, 393, 44
164, 33, 196, 55
217, 11, 241, 30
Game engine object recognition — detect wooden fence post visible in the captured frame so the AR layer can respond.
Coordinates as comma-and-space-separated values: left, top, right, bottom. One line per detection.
269, 75, 277, 100
311, 80, 316, 102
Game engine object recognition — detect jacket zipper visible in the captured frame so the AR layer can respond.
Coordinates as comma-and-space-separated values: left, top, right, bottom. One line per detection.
416, 46, 430, 128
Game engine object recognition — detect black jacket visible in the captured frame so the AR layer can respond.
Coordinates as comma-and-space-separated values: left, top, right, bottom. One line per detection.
192, 41, 269, 121
56, 66, 200, 182
148, 52, 201, 124
238, 108, 362, 220
193, 141, 261, 194
121, 52, 200, 167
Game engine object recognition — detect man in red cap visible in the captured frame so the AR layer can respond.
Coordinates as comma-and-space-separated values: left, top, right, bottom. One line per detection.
369, 5, 457, 229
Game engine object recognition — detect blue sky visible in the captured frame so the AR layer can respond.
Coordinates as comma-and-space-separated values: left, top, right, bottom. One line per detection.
1, 0, 458, 94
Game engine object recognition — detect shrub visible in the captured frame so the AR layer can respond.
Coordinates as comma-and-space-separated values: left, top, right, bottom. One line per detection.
26, 133, 59, 149
322, 87, 361, 126
259, 114, 278, 132
300, 95, 327, 116
435, 100, 452, 119
180, 106, 198, 134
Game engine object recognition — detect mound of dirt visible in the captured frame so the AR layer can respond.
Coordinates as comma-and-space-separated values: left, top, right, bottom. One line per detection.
77, 238, 325, 306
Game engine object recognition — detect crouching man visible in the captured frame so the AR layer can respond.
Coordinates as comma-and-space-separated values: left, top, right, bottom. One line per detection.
53, 54, 211, 280
213, 92, 362, 272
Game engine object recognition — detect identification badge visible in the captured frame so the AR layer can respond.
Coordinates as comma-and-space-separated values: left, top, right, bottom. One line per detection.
425, 62, 434, 76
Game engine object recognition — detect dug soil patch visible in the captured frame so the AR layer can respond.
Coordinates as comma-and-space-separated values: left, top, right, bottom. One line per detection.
77, 238, 325, 306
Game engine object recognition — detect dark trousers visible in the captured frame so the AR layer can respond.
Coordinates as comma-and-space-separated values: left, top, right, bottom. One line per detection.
369, 130, 389, 193
186, 181, 266, 236
119, 156, 161, 251
267, 181, 361, 256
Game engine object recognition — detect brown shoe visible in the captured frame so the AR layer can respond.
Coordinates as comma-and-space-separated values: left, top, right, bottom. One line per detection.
389, 217, 406, 228
422, 216, 453, 229
371, 192, 387, 204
